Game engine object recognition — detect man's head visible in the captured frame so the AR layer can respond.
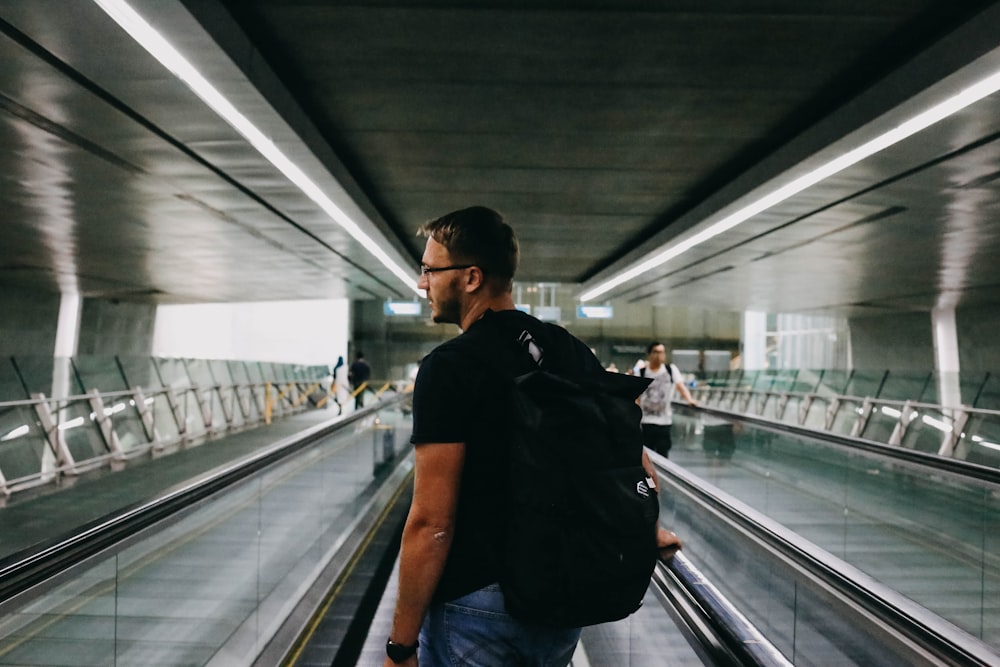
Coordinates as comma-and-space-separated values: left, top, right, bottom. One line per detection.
417, 206, 519, 324
647, 341, 666, 370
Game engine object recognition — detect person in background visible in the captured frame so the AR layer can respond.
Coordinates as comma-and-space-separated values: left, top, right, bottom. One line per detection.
349, 351, 371, 408
638, 341, 697, 457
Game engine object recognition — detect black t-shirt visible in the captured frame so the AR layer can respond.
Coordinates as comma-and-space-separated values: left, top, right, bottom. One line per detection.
410, 309, 602, 603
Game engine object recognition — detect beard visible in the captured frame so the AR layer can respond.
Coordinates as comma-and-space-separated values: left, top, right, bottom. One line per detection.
431, 292, 462, 325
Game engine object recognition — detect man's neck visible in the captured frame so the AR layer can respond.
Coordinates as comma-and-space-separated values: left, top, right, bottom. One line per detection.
460, 293, 516, 331
647, 360, 663, 371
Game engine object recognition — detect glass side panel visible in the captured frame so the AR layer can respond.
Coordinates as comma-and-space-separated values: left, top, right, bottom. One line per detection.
117, 356, 164, 390
154, 358, 191, 388
829, 399, 863, 436
740, 371, 760, 391
10, 356, 55, 398
148, 393, 181, 444
790, 369, 825, 394
183, 359, 214, 386
0, 358, 30, 403
709, 370, 735, 388
877, 371, 932, 402
859, 404, 901, 444
208, 360, 233, 387
219, 387, 245, 429
259, 362, 279, 383
57, 399, 110, 463
803, 397, 830, 430
185, 361, 226, 432
783, 395, 805, 425
176, 389, 209, 440
769, 369, 800, 393
71, 357, 127, 393
0, 405, 49, 482
244, 362, 265, 384
971, 373, 1000, 411
957, 412, 1000, 468
899, 407, 955, 455
760, 393, 782, 420
816, 370, 850, 395
103, 397, 151, 453
705, 388, 723, 409
843, 371, 885, 399
227, 361, 251, 385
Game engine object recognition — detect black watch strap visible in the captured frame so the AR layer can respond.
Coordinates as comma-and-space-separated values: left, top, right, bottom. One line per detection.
386, 639, 419, 663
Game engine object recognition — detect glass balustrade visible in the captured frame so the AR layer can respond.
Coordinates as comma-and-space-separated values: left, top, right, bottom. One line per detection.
0, 356, 332, 496
689, 369, 1000, 472
0, 404, 413, 666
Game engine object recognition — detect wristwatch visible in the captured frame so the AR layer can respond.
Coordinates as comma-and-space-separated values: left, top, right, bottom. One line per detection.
386, 638, 419, 663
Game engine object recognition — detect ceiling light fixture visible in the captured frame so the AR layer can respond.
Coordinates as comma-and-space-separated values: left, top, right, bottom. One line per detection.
580, 67, 1000, 302
92, 0, 420, 295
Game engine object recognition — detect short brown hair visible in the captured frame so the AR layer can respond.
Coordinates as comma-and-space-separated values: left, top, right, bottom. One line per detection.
418, 206, 519, 291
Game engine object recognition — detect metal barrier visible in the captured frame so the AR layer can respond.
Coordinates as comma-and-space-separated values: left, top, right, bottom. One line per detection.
0, 357, 334, 497
691, 376, 1000, 470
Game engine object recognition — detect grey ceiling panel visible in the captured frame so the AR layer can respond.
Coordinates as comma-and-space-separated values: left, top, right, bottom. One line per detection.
1, 0, 1000, 318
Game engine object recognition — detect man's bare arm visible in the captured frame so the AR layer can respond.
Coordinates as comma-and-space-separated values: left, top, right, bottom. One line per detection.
385, 442, 465, 666
641, 448, 683, 560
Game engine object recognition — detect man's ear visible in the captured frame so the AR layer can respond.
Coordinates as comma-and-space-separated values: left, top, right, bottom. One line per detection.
464, 266, 485, 293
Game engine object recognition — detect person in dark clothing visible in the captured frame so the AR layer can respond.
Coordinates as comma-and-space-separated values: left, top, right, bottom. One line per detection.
383, 206, 682, 667
348, 352, 371, 408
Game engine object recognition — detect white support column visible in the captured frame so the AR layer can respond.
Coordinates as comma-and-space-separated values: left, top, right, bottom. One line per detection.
48, 293, 81, 478
742, 311, 768, 370
932, 307, 962, 456
52, 293, 81, 398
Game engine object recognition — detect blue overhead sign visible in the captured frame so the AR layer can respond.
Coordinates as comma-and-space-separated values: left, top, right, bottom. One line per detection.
384, 301, 422, 316
577, 305, 614, 319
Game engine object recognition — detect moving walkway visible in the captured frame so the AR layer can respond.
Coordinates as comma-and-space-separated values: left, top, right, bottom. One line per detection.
1, 393, 997, 665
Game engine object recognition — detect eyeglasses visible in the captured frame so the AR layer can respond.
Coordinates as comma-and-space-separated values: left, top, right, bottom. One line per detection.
419, 263, 474, 275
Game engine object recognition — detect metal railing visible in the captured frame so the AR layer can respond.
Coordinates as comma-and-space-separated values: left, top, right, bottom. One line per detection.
652, 552, 793, 667
0, 356, 336, 497
691, 371, 1000, 471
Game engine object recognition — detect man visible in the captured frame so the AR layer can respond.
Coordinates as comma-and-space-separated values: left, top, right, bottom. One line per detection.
348, 351, 371, 407
384, 206, 682, 667
638, 341, 698, 457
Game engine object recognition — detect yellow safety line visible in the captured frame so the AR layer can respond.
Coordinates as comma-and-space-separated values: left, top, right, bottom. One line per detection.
265, 381, 274, 424
283, 470, 413, 666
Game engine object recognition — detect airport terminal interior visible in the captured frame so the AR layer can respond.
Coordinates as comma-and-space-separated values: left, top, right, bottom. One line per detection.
2, 1, 1000, 665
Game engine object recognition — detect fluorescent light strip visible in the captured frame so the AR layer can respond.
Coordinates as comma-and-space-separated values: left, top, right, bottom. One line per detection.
93, 0, 419, 295
580, 68, 1000, 302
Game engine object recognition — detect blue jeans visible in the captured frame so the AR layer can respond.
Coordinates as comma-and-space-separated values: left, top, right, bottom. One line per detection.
419, 583, 581, 666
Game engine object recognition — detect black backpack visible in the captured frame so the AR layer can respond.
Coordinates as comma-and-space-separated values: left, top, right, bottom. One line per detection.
476, 317, 659, 627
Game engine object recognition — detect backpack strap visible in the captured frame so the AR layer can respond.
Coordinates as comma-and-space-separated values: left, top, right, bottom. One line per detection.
640, 364, 672, 382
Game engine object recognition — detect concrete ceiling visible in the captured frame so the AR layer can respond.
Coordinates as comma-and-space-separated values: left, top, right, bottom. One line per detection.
2, 1, 1000, 317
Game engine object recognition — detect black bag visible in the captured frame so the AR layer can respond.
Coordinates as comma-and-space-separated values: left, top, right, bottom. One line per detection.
480, 319, 659, 627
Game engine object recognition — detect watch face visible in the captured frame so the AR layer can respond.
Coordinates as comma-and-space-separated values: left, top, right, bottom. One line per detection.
386, 640, 417, 662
